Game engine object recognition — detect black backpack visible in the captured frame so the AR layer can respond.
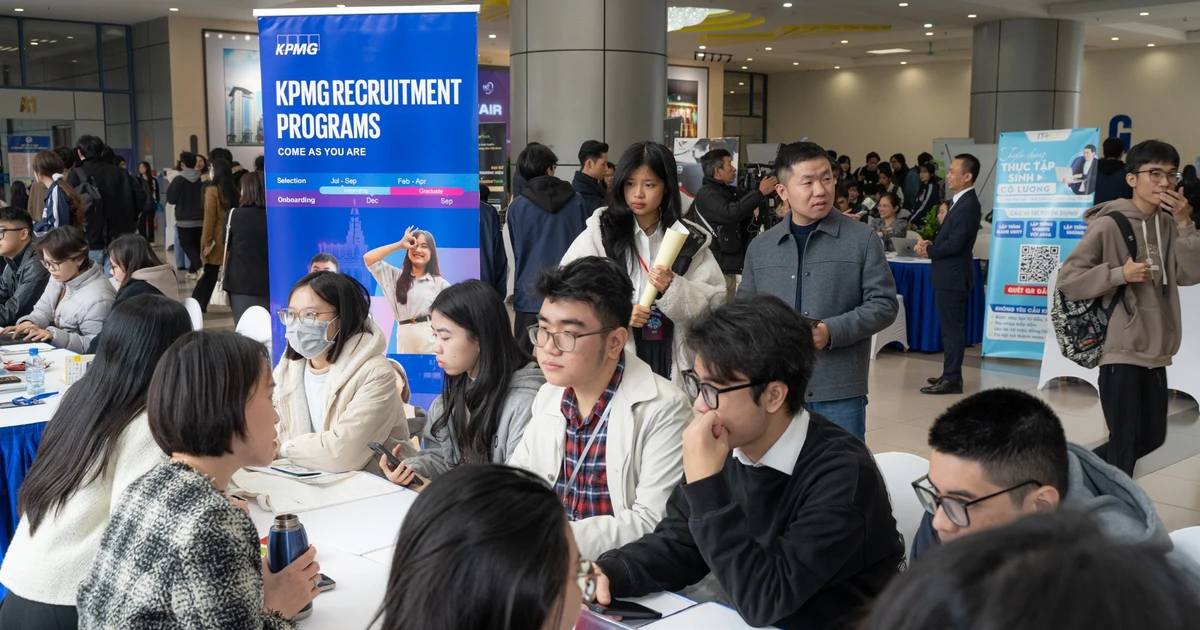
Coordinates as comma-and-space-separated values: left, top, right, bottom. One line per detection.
1051, 212, 1138, 368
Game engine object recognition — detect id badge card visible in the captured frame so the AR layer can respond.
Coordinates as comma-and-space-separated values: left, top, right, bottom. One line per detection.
643, 305, 666, 341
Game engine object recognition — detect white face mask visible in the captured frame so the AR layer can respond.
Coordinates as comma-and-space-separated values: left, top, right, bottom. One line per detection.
286, 317, 338, 360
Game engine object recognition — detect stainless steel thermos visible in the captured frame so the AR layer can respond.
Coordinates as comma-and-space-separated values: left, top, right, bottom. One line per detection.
267, 514, 312, 619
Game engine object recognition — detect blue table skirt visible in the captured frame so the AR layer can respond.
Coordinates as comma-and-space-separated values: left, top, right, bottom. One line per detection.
888, 260, 986, 353
1, 421, 46, 601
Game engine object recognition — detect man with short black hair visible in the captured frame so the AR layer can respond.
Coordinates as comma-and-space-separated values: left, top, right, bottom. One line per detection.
509, 256, 692, 558
590, 294, 903, 629
915, 153, 982, 395
693, 148, 778, 298
1058, 139, 1200, 475
1094, 137, 1133, 205
506, 143, 589, 354
166, 151, 207, 278
856, 151, 882, 185
0, 207, 49, 326
909, 388, 1168, 563
904, 153, 934, 211
1066, 143, 1099, 195
308, 253, 339, 274
572, 140, 609, 215
739, 141, 898, 439
67, 135, 138, 267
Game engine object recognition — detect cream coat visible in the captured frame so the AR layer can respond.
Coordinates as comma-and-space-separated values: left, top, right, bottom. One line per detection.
274, 320, 413, 474
507, 354, 692, 558
561, 210, 726, 388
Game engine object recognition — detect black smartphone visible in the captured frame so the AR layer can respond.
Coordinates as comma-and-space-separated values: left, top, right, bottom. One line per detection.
317, 573, 336, 592
584, 600, 662, 621
368, 441, 423, 487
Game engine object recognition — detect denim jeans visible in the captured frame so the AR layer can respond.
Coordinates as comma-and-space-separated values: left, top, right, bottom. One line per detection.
173, 226, 190, 270
806, 395, 868, 441
88, 249, 112, 277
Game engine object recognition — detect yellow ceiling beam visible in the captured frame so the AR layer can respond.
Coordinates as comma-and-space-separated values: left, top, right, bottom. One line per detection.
677, 11, 763, 32
699, 24, 892, 44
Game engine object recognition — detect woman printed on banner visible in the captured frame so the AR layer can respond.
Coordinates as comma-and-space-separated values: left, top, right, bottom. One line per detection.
365, 226, 451, 354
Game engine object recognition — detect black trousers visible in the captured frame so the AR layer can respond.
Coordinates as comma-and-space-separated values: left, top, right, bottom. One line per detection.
191, 264, 222, 312
177, 226, 203, 273
0, 591, 79, 630
513, 310, 539, 357
934, 288, 969, 382
137, 208, 156, 243
1095, 364, 1168, 476
230, 293, 270, 327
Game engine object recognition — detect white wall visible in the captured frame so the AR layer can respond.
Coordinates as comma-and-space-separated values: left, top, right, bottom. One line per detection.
766, 60, 972, 163
767, 43, 1200, 165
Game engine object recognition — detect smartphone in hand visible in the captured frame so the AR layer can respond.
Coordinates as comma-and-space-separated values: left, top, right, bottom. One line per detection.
368, 441, 423, 487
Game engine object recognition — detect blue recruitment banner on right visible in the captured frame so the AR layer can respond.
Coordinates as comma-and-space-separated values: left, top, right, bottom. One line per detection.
983, 128, 1100, 360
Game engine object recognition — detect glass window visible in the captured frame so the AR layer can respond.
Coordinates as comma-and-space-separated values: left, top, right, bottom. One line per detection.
104, 93, 132, 149
24, 20, 99, 89
724, 71, 751, 116
101, 25, 129, 90
723, 71, 767, 147
0, 18, 20, 86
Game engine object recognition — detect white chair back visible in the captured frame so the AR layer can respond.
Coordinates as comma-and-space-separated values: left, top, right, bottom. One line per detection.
235, 306, 272, 353
874, 452, 930, 559
1170, 526, 1200, 565
184, 297, 204, 331
906, 230, 920, 241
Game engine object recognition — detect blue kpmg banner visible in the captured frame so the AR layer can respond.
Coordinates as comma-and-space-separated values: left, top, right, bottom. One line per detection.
983, 128, 1100, 359
256, 7, 479, 408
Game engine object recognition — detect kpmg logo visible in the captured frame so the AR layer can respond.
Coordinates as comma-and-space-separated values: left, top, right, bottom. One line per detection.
275, 34, 320, 55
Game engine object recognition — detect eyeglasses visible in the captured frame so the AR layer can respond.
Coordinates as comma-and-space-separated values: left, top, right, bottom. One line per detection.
527, 324, 613, 353
277, 308, 337, 326
681, 369, 767, 410
578, 559, 598, 601
0, 227, 25, 239
1132, 169, 1183, 185
40, 259, 69, 272
911, 474, 1041, 528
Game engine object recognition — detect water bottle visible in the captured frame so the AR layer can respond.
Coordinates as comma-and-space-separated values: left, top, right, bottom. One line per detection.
267, 514, 312, 620
25, 348, 45, 396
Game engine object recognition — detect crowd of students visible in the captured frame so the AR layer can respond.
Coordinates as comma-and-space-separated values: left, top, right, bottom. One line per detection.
2, 134, 1199, 630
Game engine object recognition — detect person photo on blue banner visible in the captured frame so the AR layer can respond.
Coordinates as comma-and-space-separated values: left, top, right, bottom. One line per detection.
365, 227, 451, 355
1061, 144, 1099, 196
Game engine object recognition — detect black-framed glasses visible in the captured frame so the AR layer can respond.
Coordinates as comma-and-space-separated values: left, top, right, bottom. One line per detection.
0, 227, 25, 239
277, 308, 337, 326
40, 258, 66, 272
527, 324, 613, 353
681, 369, 766, 410
1131, 169, 1183, 185
911, 474, 1041, 528
578, 559, 598, 601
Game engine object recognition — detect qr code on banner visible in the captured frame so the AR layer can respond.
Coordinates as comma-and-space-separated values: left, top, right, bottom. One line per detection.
1018, 244, 1061, 284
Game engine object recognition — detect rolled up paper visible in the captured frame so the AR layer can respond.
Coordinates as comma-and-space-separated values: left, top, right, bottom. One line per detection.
639, 222, 691, 307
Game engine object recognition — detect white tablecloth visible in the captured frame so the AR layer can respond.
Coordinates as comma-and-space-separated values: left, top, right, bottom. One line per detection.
0, 348, 81, 429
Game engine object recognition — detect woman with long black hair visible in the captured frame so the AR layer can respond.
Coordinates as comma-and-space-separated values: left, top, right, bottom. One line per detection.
562, 141, 724, 386
0, 295, 192, 627
911, 162, 943, 228
191, 157, 238, 311
379, 280, 544, 488
137, 161, 159, 242
364, 227, 451, 354
376, 464, 587, 630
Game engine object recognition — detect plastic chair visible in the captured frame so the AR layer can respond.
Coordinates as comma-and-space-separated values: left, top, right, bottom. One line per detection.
1037, 265, 1099, 393
871, 294, 908, 359
1170, 526, 1200, 564
235, 306, 272, 353
873, 452, 930, 559
1166, 285, 1200, 400
184, 297, 204, 331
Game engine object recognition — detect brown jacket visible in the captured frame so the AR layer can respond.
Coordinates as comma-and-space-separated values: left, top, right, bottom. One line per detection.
1058, 199, 1200, 368
199, 186, 228, 266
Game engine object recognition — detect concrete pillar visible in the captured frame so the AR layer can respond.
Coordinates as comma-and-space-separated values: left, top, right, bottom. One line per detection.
969, 19, 1085, 144
510, 0, 667, 172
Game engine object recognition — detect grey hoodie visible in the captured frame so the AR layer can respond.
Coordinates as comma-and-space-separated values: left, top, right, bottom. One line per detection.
911, 442, 1171, 562
404, 362, 546, 479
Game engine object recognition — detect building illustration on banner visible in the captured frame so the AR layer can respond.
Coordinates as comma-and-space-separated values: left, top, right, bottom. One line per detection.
318, 207, 370, 286
227, 87, 261, 145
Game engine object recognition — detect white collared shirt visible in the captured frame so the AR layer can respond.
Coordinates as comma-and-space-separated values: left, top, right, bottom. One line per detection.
732, 409, 810, 474
952, 186, 975, 207
630, 222, 664, 300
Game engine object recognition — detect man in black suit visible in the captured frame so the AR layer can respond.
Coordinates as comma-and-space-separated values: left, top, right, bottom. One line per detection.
915, 154, 982, 395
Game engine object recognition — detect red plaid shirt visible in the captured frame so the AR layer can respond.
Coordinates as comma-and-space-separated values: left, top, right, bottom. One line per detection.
556, 355, 625, 521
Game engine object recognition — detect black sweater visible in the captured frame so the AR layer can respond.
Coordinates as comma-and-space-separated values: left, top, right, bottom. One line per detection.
596, 415, 904, 630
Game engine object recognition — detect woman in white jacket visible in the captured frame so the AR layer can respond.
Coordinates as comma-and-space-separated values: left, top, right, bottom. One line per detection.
4, 226, 115, 352
0, 295, 192, 626
274, 271, 415, 474
562, 141, 725, 388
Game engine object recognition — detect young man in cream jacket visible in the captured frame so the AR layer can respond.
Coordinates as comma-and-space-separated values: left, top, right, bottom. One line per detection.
509, 256, 693, 558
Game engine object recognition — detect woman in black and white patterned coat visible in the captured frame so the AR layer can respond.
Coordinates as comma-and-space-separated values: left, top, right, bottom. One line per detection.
77, 332, 321, 629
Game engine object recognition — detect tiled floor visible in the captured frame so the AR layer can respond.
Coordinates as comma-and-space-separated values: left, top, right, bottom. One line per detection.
867, 346, 1200, 533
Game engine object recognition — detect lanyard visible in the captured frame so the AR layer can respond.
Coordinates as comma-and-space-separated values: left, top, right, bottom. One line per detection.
565, 403, 614, 492
635, 253, 649, 274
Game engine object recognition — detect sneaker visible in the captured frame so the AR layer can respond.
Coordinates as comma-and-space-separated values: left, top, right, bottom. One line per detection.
186, 271, 201, 281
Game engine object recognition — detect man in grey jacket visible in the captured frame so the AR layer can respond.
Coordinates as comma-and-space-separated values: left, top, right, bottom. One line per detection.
0, 207, 49, 327
909, 389, 1170, 563
739, 141, 897, 440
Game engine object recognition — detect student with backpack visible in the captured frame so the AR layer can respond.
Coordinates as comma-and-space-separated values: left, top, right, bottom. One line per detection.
1057, 140, 1200, 476
165, 152, 206, 280
67, 136, 138, 270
